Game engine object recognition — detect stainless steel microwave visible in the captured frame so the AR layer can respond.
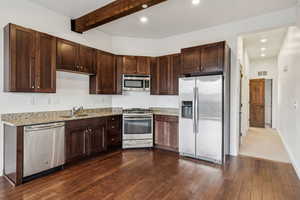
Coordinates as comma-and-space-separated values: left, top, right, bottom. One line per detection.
123, 75, 150, 91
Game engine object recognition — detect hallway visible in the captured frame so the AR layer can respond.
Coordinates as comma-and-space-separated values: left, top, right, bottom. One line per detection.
240, 128, 290, 163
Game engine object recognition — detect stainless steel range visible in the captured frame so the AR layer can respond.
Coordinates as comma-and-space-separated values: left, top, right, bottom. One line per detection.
122, 108, 153, 149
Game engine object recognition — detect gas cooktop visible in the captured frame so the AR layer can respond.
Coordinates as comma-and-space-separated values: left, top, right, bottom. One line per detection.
123, 108, 152, 115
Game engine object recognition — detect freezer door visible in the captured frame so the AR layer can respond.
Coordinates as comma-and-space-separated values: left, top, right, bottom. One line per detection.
179, 77, 196, 157
195, 75, 223, 164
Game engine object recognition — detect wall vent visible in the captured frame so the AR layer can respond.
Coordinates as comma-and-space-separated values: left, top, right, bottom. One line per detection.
258, 71, 268, 76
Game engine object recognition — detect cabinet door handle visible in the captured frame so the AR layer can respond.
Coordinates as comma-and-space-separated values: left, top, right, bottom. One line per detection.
83, 130, 86, 154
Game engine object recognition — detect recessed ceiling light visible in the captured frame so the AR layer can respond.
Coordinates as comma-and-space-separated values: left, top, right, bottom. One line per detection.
261, 47, 266, 51
140, 16, 148, 23
192, 0, 200, 5
261, 53, 266, 57
142, 4, 148, 9
260, 38, 268, 43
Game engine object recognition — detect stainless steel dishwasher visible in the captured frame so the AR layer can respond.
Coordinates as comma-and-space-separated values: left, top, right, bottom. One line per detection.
23, 122, 65, 178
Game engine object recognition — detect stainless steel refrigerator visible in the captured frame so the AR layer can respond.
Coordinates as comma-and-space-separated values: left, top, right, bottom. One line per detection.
179, 75, 230, 164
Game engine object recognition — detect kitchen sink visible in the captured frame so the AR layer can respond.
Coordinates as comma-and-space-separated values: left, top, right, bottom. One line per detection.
60, 114, 89, 118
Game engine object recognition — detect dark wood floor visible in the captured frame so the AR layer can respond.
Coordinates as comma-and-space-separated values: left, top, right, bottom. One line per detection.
0, 149, 299, 200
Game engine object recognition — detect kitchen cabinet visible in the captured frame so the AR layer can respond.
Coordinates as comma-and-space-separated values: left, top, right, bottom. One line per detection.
4, 24, 56, 93
181, 41, 225, 75
151, 54, 181, 95
107, 115, 122, 149
137, 56, 150, 75
154, 115, 179, 152
121, 56, 150, 75
57, 38, 96, 74
90, 51, 119, 94
65, 118, 107, 163
150, 57, 159, 95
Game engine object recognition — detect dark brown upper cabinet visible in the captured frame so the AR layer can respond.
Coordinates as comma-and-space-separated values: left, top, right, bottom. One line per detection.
150, 57, 159, 95
57, 38, 95, 75
4, 24, 56, 93
181, 41, 225, 75
151, 54, 181, 95
90, 51, 120, 95
121, 56, 150, 75
137, 56, 150, 75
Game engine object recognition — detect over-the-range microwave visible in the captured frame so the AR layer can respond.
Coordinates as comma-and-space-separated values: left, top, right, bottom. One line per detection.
123, 75, 150, 91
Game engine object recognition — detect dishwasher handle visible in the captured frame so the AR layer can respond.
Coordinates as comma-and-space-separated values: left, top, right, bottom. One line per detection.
24, 123, 65, 132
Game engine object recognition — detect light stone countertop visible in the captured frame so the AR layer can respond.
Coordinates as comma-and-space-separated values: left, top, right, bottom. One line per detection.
150, 107, 179, 117
1, 107, 179, 127
1, 108, 123, 127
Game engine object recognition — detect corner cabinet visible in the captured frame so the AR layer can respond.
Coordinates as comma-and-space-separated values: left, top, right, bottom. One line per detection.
181, 41, 226, 75
4, 24, 56, 93
154, 115, 179, 152
90, 51, 121, 95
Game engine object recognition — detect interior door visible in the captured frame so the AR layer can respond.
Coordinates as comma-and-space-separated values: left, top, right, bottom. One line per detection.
250, 79, 265, 128
195, 75, 223, 164
179, 77, 196, 157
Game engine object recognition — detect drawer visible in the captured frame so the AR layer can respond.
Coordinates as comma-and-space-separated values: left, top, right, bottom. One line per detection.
108, 135, 121, 146
155, 115, 178, 122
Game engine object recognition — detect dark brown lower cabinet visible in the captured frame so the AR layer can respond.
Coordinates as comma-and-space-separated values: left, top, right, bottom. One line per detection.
154, 115, 179, 152
65, 118, 107, 163
107, 115, 122, 149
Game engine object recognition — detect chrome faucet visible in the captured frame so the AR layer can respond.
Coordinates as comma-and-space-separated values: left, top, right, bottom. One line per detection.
71, 106, 83, 116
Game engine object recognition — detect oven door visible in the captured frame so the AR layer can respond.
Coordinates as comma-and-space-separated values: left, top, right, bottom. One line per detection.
123, 116, 153, 140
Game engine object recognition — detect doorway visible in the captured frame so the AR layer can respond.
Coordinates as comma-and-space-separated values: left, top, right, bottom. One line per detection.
237, 27, 290, 163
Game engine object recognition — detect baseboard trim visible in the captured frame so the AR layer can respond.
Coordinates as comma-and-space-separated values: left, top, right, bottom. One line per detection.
278, 130, 300, 179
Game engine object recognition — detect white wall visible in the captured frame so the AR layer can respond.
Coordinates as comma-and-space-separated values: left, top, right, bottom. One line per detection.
112, 92, 179, 109
277, 26, 300, 178
240, 47, 251, 136
112, 8, 297, 156
0, 0, 114, 175
249, 57, 279, 129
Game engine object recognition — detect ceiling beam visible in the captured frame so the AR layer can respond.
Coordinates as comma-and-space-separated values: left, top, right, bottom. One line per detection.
71, 0, 168, 33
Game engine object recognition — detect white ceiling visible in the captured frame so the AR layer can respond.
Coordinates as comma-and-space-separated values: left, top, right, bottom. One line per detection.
243, 27, 287, 60
29, 0, 297, 38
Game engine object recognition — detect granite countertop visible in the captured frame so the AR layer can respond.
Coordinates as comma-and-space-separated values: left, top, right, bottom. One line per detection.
1, 107, 179, 127
150, 107, 179, 117
1, 108, 123, 127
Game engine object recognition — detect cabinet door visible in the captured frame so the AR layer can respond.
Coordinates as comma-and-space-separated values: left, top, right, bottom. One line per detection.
150, 58, 159, 95
35, 33, 56, 93
137, 56, 150, 75
88, 119, 107, 155
94, 51, 116, 94
79, 45, 96, 74
158, 56, 170, 95
154, 115, 179, 152
122, 56, 137, 74
57, 38, 79, 71
201, 42, 224, 73
65, 127, 87, 163
170, 54, 181, 95
181, 47, 201, 74
6, 24, 36, 92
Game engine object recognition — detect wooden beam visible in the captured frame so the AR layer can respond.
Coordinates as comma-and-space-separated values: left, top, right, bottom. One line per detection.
71, 0, 168, 33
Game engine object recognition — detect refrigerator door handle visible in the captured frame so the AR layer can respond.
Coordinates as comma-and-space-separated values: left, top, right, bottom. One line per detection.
195, 87, 200, 134
193, 87, 197, 134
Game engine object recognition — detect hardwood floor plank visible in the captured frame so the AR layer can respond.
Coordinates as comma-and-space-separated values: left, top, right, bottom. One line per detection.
0, 149, 299, 200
